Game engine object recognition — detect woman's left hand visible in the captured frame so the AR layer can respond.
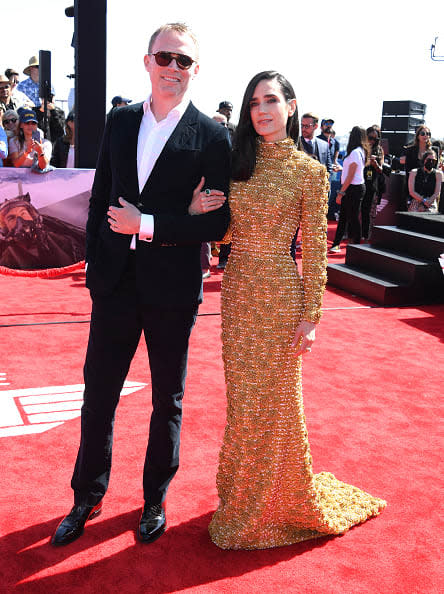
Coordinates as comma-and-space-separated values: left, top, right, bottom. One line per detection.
188, 176, 226, 215
291, 321, 317, 356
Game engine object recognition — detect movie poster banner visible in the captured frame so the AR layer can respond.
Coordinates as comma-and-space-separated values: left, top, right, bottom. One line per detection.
0, 168, 94, 276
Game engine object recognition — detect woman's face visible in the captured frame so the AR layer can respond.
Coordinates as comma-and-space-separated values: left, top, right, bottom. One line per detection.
3, 114, 19, 136
423, 153, 437, 170
249, 78, 295, 142
367, 131, 377, 144
21, 121, 37, 137
417, 127, 431, 144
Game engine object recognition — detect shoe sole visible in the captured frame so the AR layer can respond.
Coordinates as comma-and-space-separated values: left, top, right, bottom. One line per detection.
50, 502, 103, 547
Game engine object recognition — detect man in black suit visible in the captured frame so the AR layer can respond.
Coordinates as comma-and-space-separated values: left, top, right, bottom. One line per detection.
52, 23, 230, 547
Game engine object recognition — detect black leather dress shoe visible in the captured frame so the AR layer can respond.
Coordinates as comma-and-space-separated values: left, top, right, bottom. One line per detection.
138, 502, 166, 543
51, 502, 102, 546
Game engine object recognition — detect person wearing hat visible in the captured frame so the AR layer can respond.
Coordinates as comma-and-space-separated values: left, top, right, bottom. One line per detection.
5, 68, 34, 109
17, 56, 41, 108
0, 75, 19, 112
217, 100, 236, 140
107, 96, 132, 120
111, 95, 132, 108
51, 111, 76, 168
8, 108, 51, 169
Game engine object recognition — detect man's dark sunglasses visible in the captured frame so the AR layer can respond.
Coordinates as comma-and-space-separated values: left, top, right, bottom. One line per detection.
4, 118, 17, 124
148, 51, 195, 70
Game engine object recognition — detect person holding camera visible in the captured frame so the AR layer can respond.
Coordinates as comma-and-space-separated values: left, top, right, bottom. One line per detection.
8, 109, 51, 168
361, 125, 384, 241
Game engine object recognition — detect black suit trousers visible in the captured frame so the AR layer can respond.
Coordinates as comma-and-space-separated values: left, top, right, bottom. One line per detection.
71, 254, 198, 505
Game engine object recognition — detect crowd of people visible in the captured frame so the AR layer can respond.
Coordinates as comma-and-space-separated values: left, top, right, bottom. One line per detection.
0, 55, 76, 170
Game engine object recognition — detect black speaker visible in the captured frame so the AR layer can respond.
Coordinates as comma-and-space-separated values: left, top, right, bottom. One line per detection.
39, 50, 51, 101
381, 116, 425, 132
380, 100, 427, 156
381, 131, 415, 157
382, 100, 426, 117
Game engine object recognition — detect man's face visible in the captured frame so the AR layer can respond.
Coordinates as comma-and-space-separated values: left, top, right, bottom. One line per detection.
0, 82, 11, 102
4, 206, 33, 232
218, 106, 232, 121
144, 30, 199, 102
322, 120, 333, 134
301, 117, 317, 140
30, 66, 39, 83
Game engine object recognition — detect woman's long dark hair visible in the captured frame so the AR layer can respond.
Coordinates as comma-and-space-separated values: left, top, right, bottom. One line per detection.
346, 126, 369, 161
232, 71, 299, 181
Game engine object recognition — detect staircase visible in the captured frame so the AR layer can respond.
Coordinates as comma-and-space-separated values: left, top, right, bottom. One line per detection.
327, 212, 444, 305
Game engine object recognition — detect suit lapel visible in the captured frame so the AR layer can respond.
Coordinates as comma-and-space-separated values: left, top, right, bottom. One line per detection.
126, 104, 144, 199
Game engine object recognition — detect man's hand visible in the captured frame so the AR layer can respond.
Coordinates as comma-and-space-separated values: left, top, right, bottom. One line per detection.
108, 197, 141, 234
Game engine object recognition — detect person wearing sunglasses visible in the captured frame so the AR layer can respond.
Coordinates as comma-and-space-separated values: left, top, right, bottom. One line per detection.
361, 125, 385, 241
400, 125, 432, 210
8, 109, 51, 169
0, 75, 20, 113
407, 149, 441, 212
52, 22, 230, 548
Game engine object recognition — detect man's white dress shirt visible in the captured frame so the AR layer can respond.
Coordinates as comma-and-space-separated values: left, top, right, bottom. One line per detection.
130, 95, 189, 248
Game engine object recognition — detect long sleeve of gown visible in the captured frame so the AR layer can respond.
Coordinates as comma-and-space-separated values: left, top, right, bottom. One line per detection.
300, 162, 329, 324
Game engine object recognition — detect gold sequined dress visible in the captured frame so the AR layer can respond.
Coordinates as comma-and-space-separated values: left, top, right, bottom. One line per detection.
209, 138, 386, 550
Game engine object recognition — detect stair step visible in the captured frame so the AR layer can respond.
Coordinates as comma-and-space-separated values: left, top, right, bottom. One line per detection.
346, 244, 432, 283
396, 212, 444, 238
327, 263, 407, 305
371, 226, 444, 259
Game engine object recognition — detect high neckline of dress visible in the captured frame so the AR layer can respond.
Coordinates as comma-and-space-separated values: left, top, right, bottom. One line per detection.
257, 137, 296, 156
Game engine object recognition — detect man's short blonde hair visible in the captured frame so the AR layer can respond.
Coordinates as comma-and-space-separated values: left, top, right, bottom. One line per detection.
148, 23, 199, 60
302, 112, 319, 125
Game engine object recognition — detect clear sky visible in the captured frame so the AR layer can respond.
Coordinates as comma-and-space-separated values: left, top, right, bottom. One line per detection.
3, 0, 444, 139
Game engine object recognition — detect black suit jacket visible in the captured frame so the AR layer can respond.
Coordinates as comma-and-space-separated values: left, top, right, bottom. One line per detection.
86, 101, 231, 305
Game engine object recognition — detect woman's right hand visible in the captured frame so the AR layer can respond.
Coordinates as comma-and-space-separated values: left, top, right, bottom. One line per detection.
188, 176, 226, 215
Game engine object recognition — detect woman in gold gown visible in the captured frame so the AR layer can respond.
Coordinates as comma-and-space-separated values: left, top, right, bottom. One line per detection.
191, 71, 386, 550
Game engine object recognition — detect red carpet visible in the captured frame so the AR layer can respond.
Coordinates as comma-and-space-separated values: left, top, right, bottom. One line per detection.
1, 245, 443, 593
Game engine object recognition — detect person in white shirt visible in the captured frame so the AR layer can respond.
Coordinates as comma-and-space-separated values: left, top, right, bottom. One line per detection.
330, 126, 368, 252
51, 22, 230, 548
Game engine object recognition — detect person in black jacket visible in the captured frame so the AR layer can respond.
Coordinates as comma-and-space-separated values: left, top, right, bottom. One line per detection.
51, 111, 75, 168
51, 22, 230, 548
35, 89, 65, 143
